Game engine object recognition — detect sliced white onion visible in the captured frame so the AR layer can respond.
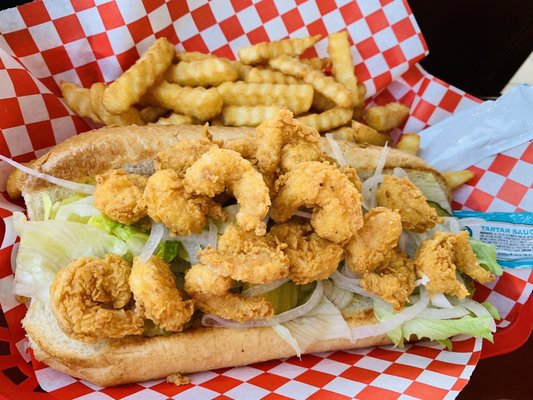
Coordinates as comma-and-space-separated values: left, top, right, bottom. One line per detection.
430, 293, 454, 309
361, 175, 384, 210
443, 217, 461, 233
294, 210, 312, 219
373, 142, 389, 178
0, 155, 96, 194
208, 219, 218, 249
398, 232, 408, 252
393, 167, 408, 178
202, 280, 324, 328
241, 277, 290, 298
419, 306, 468, 319
415, 274, 430, 287
169, 229, 211, 265
462, 299, 497, 332
331, 271, 382, 302
138, 222, 165, 262
325, 133, 347, 166
351, 286, 429, 340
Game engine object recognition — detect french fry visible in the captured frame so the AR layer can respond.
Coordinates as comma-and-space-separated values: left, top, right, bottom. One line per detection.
146, 81, 223, 121
353, 83, 367, 119
443, 170, 475, 190
216, 82, 313, 114
60, 82, 101, 123
238, 35, 321, 64
103, 38, 175, 115
269, 55, 352, 108
155, 113, 195, 125
300, 57, 331, 70
331, 126, 356, 143
229, 61, 253, 80
297, 107, 352, 132
244, 67, 300, 84
166, 58, 238, 87
352, 120, 390, 146
210, 116, 225, 126
364, 102, 410, 132
139, 106, 168, 123
176, 51, 213, 61
90, 83, 145, 126
396, 133, 421, 155
328, 31, 361, 107
221, 105, 280, 127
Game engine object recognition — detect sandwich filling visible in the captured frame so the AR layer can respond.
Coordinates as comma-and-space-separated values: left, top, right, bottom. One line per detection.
13, 110, 501, 354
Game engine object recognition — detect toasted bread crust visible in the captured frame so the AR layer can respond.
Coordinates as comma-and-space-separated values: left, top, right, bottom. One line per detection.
25, 300, 390, 386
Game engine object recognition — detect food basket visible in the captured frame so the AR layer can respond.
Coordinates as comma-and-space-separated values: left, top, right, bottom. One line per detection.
0, 1, 531, 399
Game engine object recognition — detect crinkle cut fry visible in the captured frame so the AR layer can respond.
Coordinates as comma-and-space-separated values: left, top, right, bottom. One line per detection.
238, 35, 321, 65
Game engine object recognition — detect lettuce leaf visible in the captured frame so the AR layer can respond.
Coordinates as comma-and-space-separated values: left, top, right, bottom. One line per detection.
13, 212, 128, 301
467, 236, 503, 276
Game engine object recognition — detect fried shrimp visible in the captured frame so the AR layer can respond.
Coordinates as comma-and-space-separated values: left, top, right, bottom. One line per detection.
49, 254, 144, 343
271, 161, 363, 243
154, 138, 218, 173
144, 169, 225, 236
184, 149, 270, 235
270, 221, 343, 284
184, 264, 274, 322
345, 207, 403, 275
94, 169, 148, 225
376, 175, 443, 232
360, 249, 416, 311
130, 256, 194, 332
256, 109, 322, 174
454, 231, 495, 283
198, 224, 290, 284
415, 232, 469, 298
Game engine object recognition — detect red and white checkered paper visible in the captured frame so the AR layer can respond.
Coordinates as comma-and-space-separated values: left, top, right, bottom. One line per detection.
0, 1, 531, 399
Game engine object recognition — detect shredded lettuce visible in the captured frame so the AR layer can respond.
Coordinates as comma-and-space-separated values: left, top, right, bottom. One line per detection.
261, 281, 299, 314
13, 212, 128, 301
482, 301, 501, 320
374, 299, 494, 347
278, 296, 352, 355
467, 236, 503, 276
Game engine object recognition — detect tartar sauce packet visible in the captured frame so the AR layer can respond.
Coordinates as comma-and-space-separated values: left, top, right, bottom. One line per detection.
454, 210, 533, 268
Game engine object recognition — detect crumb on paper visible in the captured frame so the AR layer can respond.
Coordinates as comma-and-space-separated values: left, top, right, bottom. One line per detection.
16, 295, 30, 303
167, 372, 190, 386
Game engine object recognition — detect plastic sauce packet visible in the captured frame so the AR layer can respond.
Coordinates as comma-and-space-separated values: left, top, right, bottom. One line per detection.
454, 210, 533, 268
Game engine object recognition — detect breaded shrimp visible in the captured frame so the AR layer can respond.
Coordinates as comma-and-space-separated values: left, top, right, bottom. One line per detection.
94, 169, 148, 225
339, 165, 362, 192
345, 207, 402, 275
223, 138, 257, 160
49, 254, 144, 343
271, 161, 363, 243
270, 221, 343, 284
144, 169, 225, 236
454, 231, 495, 283
415, 232, 469, 298
130, 256, 194, 332
184, 149, 270, 235
198, 224, 290, 284
154, 138, 218, 173
256, 109, 322, 174
184, 263, 274, 322
360, 249, 416, 311
376, 175, 443, 232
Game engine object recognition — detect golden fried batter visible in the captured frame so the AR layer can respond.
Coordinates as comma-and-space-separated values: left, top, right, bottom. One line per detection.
184, 149, 270, 235
271, 161, 363, 244
223, 138, 257, 160
345, 207, 402, 275
94, 169, 148, 225
339, 165, 362, 192
198, 224, 290, 284
454, 231, 495, 283
130, 256, 194, 332
270, 221, 343, 284
376, 175, 443, 232
256, 109, 322, 174
144, 169, 224, 236
154, 138, 218, 173
360, 249, 416, 311
415, 232, 469, 298
184, 263, 274, 322
49, 254, 144, 343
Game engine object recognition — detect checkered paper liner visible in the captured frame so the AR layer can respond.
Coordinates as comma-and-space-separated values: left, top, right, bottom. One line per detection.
0, 0, 530, 399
